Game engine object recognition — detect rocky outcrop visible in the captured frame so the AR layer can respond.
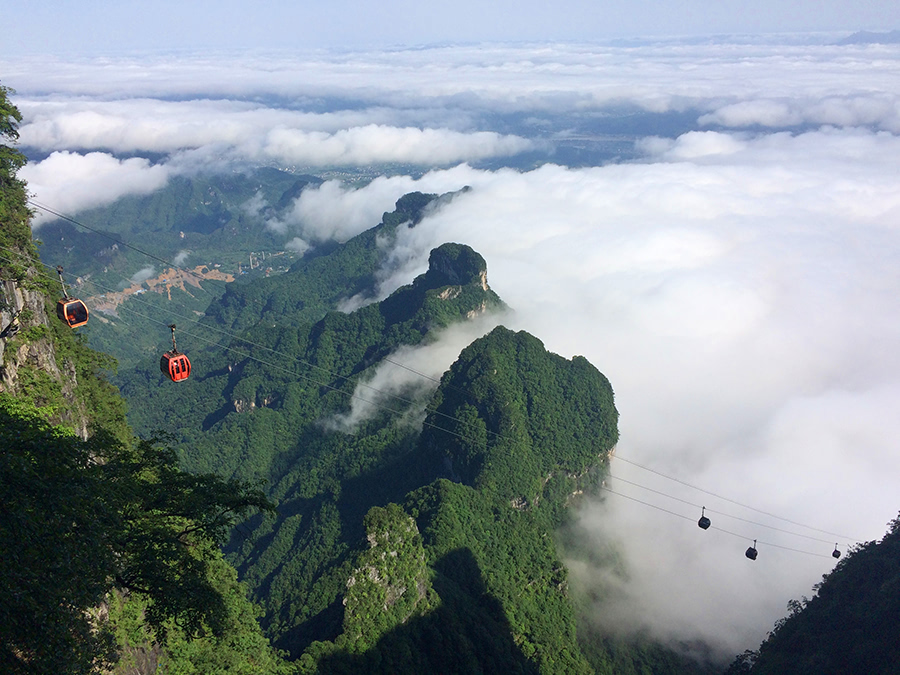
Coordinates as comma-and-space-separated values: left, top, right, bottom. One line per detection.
341, 504, 435, 647
426, 243, 489, 288
0, 276, 89, 439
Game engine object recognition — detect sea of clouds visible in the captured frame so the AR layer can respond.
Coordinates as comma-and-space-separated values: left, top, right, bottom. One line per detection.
5, 38, 900, 659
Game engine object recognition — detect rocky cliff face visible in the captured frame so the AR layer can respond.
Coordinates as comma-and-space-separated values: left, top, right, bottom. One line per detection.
0, 275, 90, 439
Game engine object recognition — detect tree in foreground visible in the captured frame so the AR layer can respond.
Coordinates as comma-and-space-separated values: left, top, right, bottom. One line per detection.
0, 395, 276, 674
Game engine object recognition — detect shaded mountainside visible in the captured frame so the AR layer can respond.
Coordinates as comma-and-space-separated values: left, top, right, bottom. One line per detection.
728, 515, 900, 675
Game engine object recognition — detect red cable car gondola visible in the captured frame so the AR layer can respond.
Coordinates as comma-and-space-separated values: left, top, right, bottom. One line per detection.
56, 266, 89, 328
160, 323, 191, 382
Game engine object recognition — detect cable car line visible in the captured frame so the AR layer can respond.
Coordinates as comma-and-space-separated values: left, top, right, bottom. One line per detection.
598, 485, 834, 559
1, 248, 423, 409
612, 455, 859, 542
104, 259, 862, 558
0, 244, 502, 436
609, 473, 850, 546
26, 199, 218, 298
24, 199, 507, 437
0, 245, 858, 556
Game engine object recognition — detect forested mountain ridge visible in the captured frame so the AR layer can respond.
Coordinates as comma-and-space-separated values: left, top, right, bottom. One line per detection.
204, 190, 457, 334
727, 514, 900, 674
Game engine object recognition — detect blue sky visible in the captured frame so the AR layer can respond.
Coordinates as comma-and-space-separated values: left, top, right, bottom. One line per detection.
4, 0, 900, 54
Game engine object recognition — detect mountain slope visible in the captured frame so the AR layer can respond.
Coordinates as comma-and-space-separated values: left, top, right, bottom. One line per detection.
204, 190, 449, 333
281, 326, 619, 673
729, 514, 900, 674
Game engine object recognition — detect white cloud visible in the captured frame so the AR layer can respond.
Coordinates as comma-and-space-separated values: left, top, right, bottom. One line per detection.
20, 151, 170, 225
639, 130, 748, 160
699, 99, 803, 128
129, 265, 155, 284
241, 191, 268, 218
15, 97, 532, 167
284, 237, 311, 254
279, 166, 475, 245
7, 41, 900, 176
325, 313, 507, 433
262, 124, 532, 167
699, 95, 900, 132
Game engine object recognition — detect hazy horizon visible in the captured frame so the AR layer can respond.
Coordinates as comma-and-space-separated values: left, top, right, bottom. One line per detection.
4, 1, 900, 54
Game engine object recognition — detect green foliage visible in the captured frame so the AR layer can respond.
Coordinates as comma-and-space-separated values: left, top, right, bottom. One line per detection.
422, 326, 618, 506
0, 396, 277, 674
741, 514, 900, 675
0, 83, 37, 279
108, 553, 295, 675
35, 169, 318, 287
338, 504, 436, 652
577, 630, 720, 675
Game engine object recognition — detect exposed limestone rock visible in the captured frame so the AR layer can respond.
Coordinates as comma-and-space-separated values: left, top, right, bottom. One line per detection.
341, 504, 435, 648
0, 277, 89, 438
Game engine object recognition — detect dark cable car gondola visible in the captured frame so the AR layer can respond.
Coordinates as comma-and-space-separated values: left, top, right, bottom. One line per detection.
698, 506, 711, 530
55, 266, 89, 328
745, 539, 758, 561
832, 544, 841, 559
160, 324, 191, 382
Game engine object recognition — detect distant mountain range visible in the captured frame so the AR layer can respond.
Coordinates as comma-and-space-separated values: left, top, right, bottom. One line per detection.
836, 30, 900, 45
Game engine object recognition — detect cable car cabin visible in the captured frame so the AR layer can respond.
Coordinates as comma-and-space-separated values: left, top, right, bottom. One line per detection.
745, 541, 758, 561
697, 507, 711, 530
57, 298, 89, 328
160, 350, 191, 382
